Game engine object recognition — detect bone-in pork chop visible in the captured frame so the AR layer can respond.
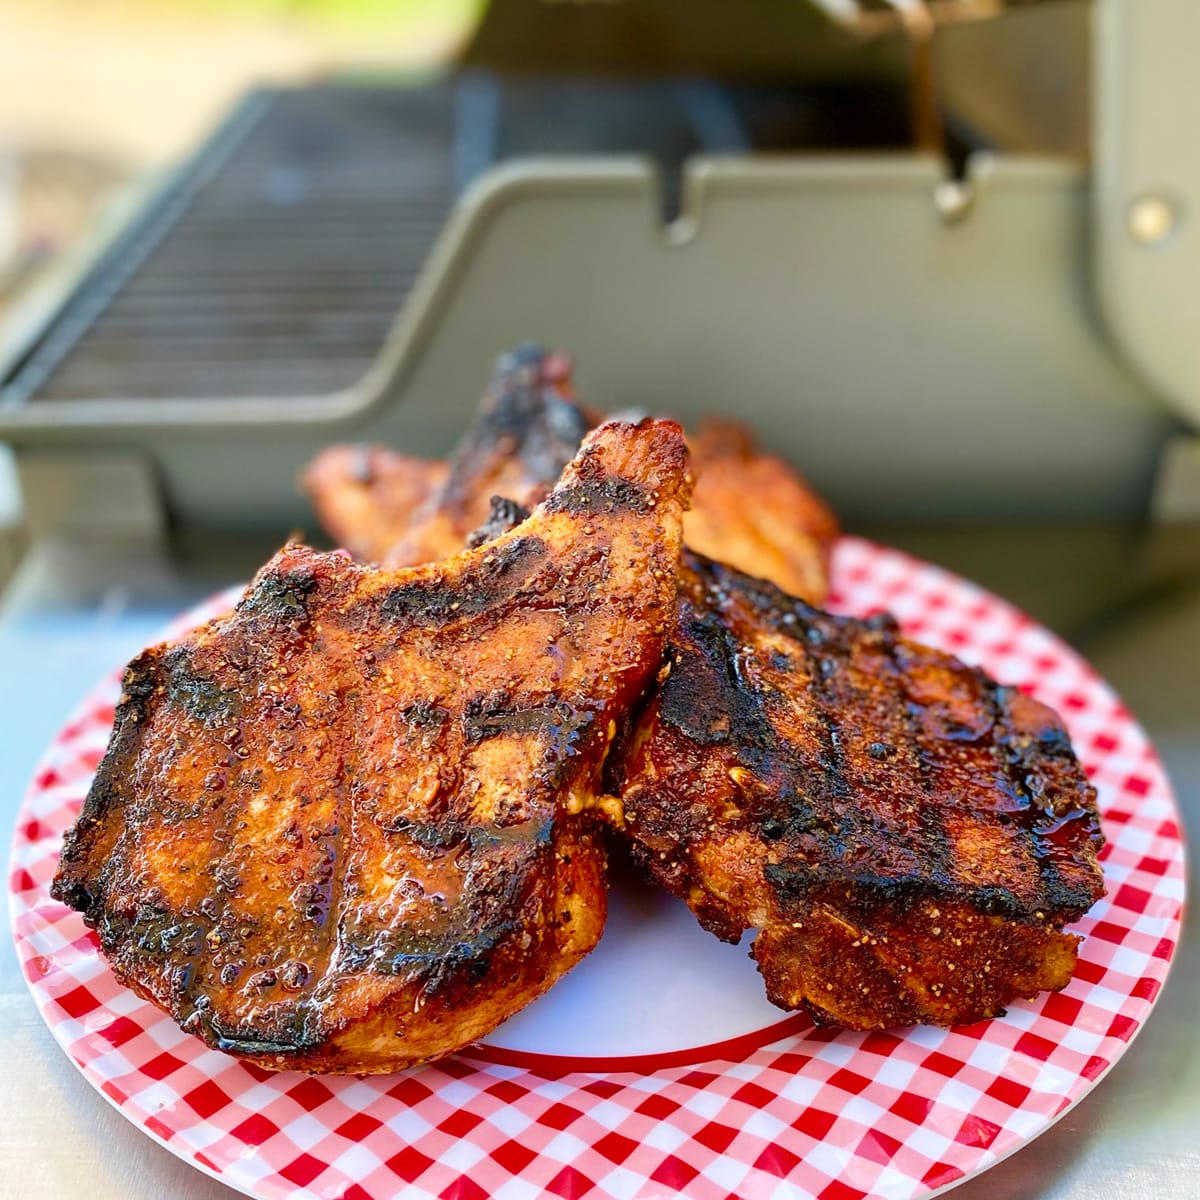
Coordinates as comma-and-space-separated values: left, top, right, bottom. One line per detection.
53, 419, 690, 1072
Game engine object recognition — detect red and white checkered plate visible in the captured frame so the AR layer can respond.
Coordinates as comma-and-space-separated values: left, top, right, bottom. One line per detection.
9, 538, 1186, 1200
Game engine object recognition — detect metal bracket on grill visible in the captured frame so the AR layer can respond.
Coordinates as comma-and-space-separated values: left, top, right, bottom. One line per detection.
807, 0, 1045, 37
809, 0, 1054, 155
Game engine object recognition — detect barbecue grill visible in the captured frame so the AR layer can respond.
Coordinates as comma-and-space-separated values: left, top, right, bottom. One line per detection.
3, 0, 1198, 533
1, 3, 1198, 1199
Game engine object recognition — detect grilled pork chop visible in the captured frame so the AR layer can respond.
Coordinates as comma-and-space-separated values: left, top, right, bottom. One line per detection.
613, 554, 1105, 1029
386, 346, 592, 569
302, 344, 584, 566
304, 346, 837, 603
53, 419, 690, 1073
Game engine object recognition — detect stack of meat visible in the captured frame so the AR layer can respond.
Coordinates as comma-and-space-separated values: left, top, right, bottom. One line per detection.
53, 345, 1104, 1073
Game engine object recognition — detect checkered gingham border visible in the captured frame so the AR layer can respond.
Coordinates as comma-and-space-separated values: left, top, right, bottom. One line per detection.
8, 538, 1186, 1200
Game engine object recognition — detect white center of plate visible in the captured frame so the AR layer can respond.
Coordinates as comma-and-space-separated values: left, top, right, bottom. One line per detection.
482, 859, 785, 1057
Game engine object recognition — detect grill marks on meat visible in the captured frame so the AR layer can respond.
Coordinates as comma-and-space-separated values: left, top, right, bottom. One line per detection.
613, 554, 1104, 1029
302, 345, 836, 604
300, 353, 1099, 1029
53, 420, 691, 1073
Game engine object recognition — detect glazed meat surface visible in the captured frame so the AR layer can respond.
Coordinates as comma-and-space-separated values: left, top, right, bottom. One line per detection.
303, 345, 836, 603
614, 554, 1105, 1029
53, 419, 690, 1073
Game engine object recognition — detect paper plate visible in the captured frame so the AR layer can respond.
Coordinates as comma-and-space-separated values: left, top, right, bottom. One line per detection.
9, 537, 1185, 1200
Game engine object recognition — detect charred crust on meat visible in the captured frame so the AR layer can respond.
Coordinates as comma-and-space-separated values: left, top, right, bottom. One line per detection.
239, 564, 321, 622
372, 817, 463, 847
462, 693, 589, 748
214, 1033, 316, 1056
52, 647, 164, 913
543, 418, 686, 517
764, 862, 1033, 925
972, 884, 1028, 918
120, 648, 163, 707
863, 611, 900, 634
658, 609, 775, 751
991, 685, 1103, 918
440, 345, 588, 516
210, 1003, 327, 1056
542, 477, 650, 516
378, 535, 547, 626
466, 496, 532, 548
163, 649, 239, 724
51, 419, 688, 1071
345, 919, 520, 991
400, 700, 449, 730
621, 548, 1103, 1029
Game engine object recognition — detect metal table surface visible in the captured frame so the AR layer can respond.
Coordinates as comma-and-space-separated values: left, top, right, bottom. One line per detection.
2, 525, 1196, 1200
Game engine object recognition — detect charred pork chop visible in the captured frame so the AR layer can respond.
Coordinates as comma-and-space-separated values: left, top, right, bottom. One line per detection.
304, 346, 836, 603
389, 344, 590, 567
302, 344, 585, 566
53, 420, 690, 1072
613, 554, 1104, 1030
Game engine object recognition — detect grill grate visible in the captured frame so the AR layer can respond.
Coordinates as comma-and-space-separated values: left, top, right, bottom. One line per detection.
1, 77, 914, 408
8, 85, 457, 402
